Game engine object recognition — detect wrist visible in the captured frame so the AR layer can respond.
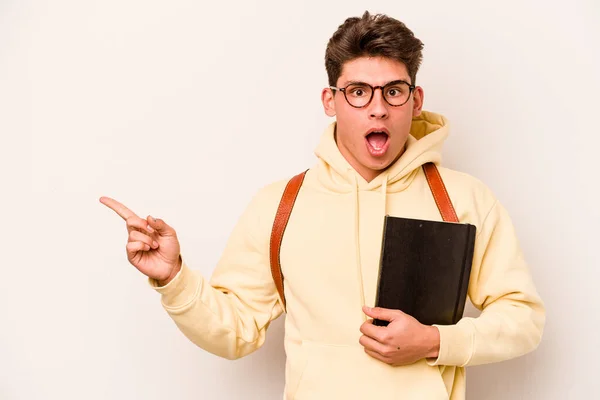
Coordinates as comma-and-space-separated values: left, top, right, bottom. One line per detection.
157, 255, 182, 287
425, 325, 440, 359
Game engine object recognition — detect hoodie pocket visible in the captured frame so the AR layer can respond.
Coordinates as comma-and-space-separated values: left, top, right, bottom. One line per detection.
292, 340, 448, 399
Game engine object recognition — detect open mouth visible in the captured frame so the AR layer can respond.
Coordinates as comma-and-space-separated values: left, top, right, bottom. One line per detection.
366, 130, 390, 153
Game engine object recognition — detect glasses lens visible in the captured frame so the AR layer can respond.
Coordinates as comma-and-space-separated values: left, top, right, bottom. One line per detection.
383, 82, 411, 106
345, 83, 373, 107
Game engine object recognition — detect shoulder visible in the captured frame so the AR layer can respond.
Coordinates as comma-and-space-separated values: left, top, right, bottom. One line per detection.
435, 166, 494, 196
254, 169, 310, 201
254, 174, 300, 202
245, 172, 305, 222
433, 165, 499, 226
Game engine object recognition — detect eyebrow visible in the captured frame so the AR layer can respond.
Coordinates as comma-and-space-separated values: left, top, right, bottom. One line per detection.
342, 79, 411, 87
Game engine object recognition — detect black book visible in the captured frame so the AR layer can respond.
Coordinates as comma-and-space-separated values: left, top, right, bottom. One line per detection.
373, 215, 476, 327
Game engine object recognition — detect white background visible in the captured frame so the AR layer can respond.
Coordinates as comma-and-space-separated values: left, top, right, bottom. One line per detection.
2, 0, 599, 398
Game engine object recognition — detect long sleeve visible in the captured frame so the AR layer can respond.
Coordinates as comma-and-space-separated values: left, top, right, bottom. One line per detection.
148, 186, 284, 360
428, 200, 546, 367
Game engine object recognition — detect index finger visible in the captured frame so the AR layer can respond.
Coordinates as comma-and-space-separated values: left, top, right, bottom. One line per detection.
360, 320, 387, 342
99, 196, 138, 220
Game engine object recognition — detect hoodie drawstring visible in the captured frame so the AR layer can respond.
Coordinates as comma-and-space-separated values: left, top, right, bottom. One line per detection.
353, 172, 389, 322
352, 173, 367, 322
381, 175, 388, 217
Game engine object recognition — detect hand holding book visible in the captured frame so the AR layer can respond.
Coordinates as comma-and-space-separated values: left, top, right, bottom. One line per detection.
359, 306, 440, 366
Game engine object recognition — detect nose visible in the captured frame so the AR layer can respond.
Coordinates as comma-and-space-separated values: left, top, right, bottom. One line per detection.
368, 87, 388, 119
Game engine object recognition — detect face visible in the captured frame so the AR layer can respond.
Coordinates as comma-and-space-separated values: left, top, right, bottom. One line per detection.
321, 56, 424, 182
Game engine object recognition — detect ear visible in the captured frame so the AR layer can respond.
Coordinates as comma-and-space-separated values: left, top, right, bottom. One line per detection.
412, 86, 424, 117
321, 87, 336, 117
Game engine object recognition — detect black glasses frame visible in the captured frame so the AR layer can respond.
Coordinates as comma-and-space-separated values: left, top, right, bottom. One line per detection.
329, 80, 416, 108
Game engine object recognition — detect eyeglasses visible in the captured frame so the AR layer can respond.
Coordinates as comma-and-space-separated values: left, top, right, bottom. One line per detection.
329, 80, 416, 108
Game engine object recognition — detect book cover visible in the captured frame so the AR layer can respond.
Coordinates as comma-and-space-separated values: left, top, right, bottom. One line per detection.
373, 215, 476, 327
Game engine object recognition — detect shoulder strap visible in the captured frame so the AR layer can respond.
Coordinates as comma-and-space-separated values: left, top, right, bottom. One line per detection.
269, 170, 307, 310
269, 162, 457, 311
422, 162, 459, 223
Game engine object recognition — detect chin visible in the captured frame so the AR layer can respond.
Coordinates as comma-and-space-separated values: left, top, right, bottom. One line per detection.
366, 158, 395, 171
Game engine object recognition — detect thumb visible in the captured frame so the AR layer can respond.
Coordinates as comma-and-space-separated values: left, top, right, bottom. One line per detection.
363, 306, 401, 322
147, 215, 176, 237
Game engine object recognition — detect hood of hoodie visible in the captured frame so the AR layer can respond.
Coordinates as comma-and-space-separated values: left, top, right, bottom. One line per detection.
314, 110, 449, 194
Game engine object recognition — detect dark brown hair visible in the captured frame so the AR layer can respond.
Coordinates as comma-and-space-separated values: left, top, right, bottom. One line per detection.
325, 11, 424, 86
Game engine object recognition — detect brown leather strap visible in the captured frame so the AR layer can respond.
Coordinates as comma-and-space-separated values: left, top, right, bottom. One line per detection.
422, 162, 459, 223
270, 170, 307, 310
270, 163, 458, 311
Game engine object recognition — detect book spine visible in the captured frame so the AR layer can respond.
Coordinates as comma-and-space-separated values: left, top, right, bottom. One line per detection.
373, 215, 390, 327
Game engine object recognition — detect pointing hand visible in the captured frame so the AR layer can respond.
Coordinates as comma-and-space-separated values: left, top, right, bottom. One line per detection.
99, 196, 182, 285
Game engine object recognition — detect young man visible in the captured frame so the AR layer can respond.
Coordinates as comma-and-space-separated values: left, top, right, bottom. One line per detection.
101, 11, 545, 399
